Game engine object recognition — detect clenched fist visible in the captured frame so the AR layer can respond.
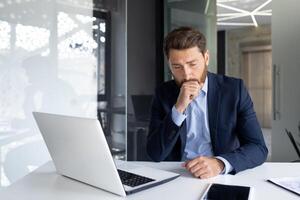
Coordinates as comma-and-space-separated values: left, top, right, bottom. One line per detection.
183, 156, 225, 179
175, 79, 203, 113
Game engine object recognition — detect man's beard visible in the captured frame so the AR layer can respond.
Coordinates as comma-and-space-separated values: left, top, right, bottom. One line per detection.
200, 66, 207, 84
174, 66, 208, 87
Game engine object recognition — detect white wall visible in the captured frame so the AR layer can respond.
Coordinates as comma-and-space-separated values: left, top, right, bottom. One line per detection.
0, 0, 98, 187
271, 0, 300, 161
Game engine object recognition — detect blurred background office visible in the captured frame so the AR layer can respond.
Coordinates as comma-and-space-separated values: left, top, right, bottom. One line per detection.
0, 0, 300, 189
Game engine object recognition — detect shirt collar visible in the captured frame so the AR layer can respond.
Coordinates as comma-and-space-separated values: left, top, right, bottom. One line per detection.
201, 75, 208, 95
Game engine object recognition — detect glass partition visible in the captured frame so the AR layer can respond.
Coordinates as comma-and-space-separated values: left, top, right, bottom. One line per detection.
164, 0, 217, 80
0, 0, 127, 187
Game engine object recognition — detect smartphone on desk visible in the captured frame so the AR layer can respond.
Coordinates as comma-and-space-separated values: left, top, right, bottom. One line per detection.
201, 183, 253, 200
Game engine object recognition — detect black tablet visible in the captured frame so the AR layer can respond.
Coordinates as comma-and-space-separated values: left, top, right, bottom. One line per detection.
201, 183, 253, 200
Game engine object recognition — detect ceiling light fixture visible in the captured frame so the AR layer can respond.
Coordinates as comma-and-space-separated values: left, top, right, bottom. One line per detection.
217, 0, 272, 27
204, 0, 210, 14
217, 0, 240, 3
217, 22, 254, 26
251, 14, 258, 27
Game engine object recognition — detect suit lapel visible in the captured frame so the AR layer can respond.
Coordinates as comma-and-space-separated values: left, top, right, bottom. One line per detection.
168, 77, 221, 157
207, 73, 220, 153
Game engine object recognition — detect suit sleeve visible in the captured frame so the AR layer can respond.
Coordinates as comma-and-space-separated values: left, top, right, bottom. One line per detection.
219, 80, 268, 174
146, 88, 183, 161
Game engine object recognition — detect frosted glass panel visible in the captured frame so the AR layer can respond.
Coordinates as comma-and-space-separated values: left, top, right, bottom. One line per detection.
0, 0, 98, 187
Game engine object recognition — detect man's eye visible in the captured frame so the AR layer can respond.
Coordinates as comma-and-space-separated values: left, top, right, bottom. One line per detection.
173, 65, 181, 69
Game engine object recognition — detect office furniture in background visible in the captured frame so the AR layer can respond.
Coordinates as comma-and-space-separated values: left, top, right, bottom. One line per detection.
127, 95, 153, 161
127, 115, 151, 161
131, 95, 152, 122
285, 129, 300, 162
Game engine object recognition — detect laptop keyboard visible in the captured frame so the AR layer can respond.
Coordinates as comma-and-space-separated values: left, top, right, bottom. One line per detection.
117, 169, 155, 187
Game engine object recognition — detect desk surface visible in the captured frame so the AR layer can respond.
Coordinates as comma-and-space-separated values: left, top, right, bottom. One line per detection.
1, 161, 300, 200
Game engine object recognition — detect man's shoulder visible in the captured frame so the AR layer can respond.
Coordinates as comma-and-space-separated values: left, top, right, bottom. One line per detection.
156, 80, 178, 91
208, 72, 242, 87
154, 80, 179, 102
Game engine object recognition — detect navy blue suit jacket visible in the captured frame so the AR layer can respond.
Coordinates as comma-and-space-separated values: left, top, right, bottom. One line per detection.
147, 72, 268, 174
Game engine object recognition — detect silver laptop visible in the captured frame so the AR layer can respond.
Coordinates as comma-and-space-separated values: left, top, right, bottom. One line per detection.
33, 112, 179, 196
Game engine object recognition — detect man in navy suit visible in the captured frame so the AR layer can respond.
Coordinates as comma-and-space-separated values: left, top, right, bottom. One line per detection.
147, 27, 268, 179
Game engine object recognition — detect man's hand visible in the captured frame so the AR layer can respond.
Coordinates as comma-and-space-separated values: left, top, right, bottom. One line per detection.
175, 80, 203, 113
183, 156, 225, 179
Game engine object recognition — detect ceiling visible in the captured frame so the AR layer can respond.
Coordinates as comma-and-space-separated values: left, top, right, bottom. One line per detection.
217, 0, 272, 30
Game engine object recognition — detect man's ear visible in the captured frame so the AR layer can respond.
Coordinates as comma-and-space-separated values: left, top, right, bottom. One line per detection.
204, 50, 209, 66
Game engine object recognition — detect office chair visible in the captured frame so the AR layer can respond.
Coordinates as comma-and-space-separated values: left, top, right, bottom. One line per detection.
285, 129, 300, 162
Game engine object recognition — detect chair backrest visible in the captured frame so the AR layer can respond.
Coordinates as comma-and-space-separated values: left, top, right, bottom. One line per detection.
131, 95, 153, 122
285, 129, 300, 158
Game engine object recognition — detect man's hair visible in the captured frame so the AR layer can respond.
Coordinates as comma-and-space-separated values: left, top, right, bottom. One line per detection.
163, 27, 207, 59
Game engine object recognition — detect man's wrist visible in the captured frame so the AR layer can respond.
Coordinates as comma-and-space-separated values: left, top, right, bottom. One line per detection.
215, 156, 233, 175
175, 103, 186, 113
215, 158, 225, 174
171, 106, 186, 126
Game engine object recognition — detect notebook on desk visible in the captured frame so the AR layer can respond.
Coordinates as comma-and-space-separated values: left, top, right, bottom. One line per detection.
267, 176, 300, 196
33, 112, 179, 197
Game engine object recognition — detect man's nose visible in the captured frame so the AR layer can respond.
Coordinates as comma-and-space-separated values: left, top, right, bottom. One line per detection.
182, 66, 192, 80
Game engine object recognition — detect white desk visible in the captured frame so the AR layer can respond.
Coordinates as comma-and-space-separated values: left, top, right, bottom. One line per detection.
1, 161, 300, 200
